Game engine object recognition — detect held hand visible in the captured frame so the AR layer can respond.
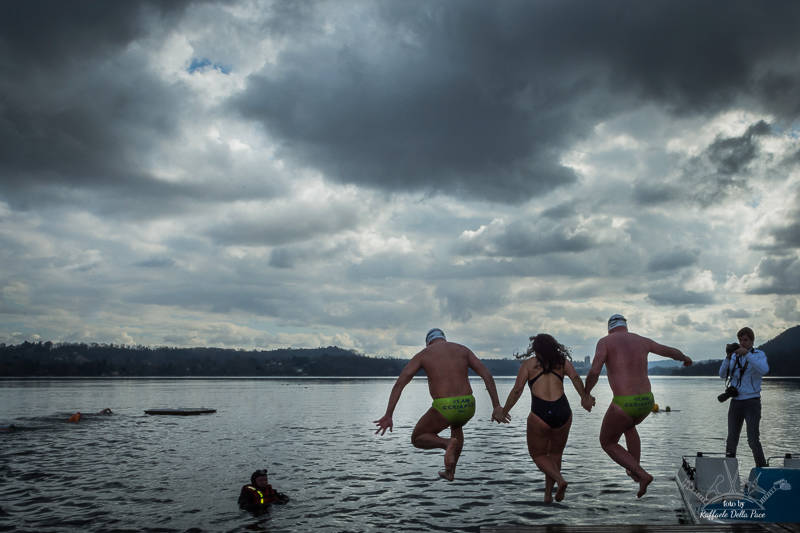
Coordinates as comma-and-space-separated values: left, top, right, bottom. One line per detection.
491, 406, 510, 424
581, 395, 595, 412
373, 414, 393, 436
683, 355, 693, 367
734, 347, 748, 357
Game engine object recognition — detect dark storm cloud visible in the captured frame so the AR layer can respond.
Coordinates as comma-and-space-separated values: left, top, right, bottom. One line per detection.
707, 121, 771, 176
233, 1, 800, 203
0, 1, 191, 210
646, 249, 699, 272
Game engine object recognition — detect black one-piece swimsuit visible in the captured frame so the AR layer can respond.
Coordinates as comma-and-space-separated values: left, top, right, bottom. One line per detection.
528, 370, 572, 429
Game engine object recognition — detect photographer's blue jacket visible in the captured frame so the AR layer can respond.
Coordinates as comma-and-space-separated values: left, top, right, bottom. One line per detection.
718, 349, 769, 400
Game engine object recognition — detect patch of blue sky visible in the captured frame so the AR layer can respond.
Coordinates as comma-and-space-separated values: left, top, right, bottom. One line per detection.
188, 57, 231, 75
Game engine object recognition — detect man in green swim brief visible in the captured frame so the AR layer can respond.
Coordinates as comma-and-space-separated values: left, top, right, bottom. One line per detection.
612, 392, 655, 419
432, 395, 476, 426
375, 328, 507, 481
584, 314, 692, 498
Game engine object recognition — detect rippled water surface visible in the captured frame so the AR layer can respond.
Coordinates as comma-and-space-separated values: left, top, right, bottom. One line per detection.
1, 376, 799, 532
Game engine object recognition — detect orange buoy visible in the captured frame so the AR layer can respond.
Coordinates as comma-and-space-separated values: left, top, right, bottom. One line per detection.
68, 412, 82, 423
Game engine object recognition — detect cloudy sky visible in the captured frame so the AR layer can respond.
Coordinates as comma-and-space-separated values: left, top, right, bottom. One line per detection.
1, 1, 799, 361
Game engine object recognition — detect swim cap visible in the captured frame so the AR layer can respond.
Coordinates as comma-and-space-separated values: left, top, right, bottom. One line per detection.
607, 314, 627, 331
425, 328, 446, 345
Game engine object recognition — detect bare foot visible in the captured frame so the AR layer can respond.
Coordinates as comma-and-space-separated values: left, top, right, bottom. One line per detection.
555, 480, 568, 502
438, 469, 454, 481
637, 472, 654, 498
544, 487, 553, 504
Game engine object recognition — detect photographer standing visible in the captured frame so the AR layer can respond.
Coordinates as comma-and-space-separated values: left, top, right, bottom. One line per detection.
719, 327, 769, 467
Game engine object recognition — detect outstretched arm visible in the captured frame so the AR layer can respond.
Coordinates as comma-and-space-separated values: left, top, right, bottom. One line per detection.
583, 341, 606, 411
649, 340, 692, 366
501, 360, 528, 420
468, 351, 508, 423
373, 354, 422, 435
564, 360, 594, 408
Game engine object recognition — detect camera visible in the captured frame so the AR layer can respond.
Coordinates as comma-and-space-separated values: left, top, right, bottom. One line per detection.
718, 385, 738, 402
725, 342, 740, 356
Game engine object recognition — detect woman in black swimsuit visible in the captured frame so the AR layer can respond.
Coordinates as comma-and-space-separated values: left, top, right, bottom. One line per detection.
501, 334, 593, 503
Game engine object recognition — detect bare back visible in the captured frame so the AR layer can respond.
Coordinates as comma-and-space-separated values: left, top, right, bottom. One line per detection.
595, 330, 653, 396
526, 357, 574, 401
419, 341, 475, 399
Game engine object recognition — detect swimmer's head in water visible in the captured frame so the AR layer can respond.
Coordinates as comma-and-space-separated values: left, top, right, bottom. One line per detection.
607, 314, 628, 331
425, 328, 446, 345
251, 469, 268, 486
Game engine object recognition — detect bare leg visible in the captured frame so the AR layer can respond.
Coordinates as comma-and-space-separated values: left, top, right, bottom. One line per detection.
599, 404, 652, 498
624, 427, 641, 480
550, 415, 572, 502
528, 413, 569, 502
544, 475, 554, 504
411, 408, 454, 479
440, 425, 464, 481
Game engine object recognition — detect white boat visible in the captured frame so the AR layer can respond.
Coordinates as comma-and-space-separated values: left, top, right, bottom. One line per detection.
676, 452, 800, 523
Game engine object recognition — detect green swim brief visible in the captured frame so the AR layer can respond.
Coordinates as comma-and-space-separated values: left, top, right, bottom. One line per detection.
432, 394, 476, 426
612, 392, 655, 419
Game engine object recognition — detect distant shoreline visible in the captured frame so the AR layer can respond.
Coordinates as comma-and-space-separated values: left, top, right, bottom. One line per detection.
3, 335, 799, 376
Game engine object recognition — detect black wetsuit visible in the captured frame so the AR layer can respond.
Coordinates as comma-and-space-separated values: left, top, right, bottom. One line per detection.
528, 370, 572, 429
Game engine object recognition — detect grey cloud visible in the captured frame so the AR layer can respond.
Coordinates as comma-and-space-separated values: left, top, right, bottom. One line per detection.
541, 204, 577, 220
723, 308, 751, 319
771, 221, 800, 249
632, 183, 682, 204
673, 313, 693, 327
774, 298, 800, 322
233, 1, 800, 203
647, 289, 714, 306
269, 240, 352, 269
434, 279, 510, 323
646, 249, 699, 272
706, 121, 770, 176
0, 1, 209, 217
0, 2, 189, 67
134, 258, 176, 269
635, 120, 774, 207
754, 189, 800, 252
745, 254, 800, 295
454, 220, 595, 258
207, 205, 361, 247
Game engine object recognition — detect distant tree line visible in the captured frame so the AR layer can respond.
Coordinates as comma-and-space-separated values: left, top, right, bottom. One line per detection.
1, 325, 796, 377
0, 341, 526, 377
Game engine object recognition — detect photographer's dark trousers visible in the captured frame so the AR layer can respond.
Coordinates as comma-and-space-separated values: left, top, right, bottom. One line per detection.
726, 397, 766, 467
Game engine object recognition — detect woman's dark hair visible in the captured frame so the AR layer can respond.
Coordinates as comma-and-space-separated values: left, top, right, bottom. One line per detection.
515, 333, 571, 372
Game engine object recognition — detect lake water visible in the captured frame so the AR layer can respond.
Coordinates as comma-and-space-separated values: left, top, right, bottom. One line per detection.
1, 376, 799, 532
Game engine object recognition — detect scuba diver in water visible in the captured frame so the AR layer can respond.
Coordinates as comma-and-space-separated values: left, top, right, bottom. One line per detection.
238, 469, 289, 512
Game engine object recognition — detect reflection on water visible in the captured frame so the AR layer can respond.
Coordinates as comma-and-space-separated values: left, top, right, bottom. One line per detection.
0, 377, 798, 532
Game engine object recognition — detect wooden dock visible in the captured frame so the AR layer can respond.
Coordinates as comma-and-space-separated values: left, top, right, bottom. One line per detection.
481, 524, 800, 533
